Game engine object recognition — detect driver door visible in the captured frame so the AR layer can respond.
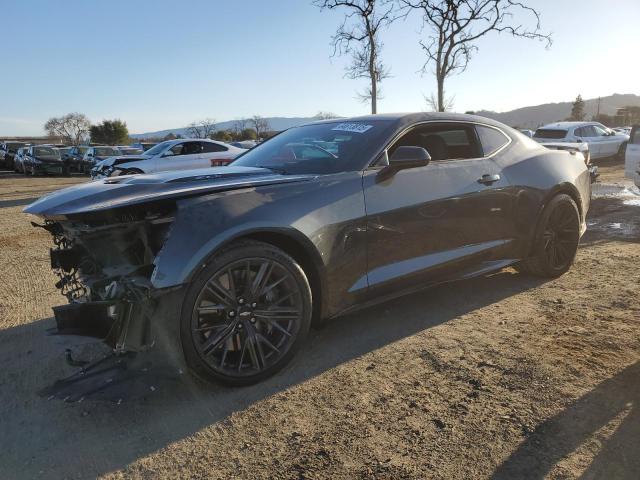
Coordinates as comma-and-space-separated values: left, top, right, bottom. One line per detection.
362, 122, 514, 296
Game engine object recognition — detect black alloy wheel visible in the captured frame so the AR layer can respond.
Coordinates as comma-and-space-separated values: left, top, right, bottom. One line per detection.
516, 194, 581, 277
181, 241, 312, 385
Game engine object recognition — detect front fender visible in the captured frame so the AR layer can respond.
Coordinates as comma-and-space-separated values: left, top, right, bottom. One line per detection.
151, 172, 368, 317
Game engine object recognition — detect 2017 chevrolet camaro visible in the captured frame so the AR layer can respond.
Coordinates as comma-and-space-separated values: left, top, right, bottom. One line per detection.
25, 113, 591, 386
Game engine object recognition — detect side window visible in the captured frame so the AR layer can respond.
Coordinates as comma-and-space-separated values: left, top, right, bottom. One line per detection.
476, 125, 510, 156
592, 125, 608, 137
388, 123, 480, 161
167, 143, 185, 156
182, 142, 203, 155
582, 126, 597, 137
202, 141, 228, 153
574, 127, 583, 138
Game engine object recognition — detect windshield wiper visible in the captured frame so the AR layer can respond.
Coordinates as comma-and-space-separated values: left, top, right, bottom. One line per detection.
255, 165, 289, 174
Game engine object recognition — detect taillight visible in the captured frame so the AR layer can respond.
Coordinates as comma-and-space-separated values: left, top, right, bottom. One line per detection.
210, 158, 232, 167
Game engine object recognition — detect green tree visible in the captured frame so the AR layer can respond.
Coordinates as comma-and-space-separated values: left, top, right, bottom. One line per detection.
240, 128, 257, 140
569, 95, 585, 121
90, 119, 130, 145
211, 130, 233, 142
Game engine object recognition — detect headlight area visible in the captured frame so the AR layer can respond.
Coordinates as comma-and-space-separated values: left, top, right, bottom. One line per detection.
34, 204, 176, 354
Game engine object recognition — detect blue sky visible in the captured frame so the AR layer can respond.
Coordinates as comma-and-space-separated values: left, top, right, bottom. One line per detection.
1, 0, 638, 135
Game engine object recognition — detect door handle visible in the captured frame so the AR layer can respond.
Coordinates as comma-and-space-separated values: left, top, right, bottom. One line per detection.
478, 173, 501, 185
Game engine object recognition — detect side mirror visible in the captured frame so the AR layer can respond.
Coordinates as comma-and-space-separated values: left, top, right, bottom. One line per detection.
377, 146, 431, 183
389, 146, 431, 168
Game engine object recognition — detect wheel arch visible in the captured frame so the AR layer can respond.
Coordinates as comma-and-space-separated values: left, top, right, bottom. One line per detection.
187, 227, 328, 323
525, 182, 583, 257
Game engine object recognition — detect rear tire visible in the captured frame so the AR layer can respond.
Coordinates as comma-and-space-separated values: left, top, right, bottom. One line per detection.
180, 240, 312, 386
515, 194, 581, 278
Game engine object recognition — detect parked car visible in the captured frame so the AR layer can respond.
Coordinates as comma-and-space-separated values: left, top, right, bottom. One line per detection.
90, 139, 246, 179
26, 113, 591, 388
13, 147, 30, 173
1, 142, 28, 169
64, 145, 91, 172
625, 125, 640, 188
23, 145, 67, 176
131, 142, 158, 151
117, 146, 144, 156
78, 146, 121, 174
533, 122, 629, 160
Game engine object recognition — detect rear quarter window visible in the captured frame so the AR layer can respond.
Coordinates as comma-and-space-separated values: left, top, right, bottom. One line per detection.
476, 125, 510, 156
534, 129, 568, 139
202, 142, 228, 153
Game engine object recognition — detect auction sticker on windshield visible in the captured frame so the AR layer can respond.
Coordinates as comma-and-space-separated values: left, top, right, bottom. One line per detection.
331, 123, 373, 134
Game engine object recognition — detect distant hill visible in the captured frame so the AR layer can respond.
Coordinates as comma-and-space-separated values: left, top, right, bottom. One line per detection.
131, 94, 640, 138
131, 116, 323, 139
476, 93, 640, 128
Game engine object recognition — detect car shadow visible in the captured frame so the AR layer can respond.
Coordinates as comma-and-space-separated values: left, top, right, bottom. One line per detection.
1, 270, 546, 478
492, 361, 640, 479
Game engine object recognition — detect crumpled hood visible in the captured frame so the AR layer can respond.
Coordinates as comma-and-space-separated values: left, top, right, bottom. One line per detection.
24, 166, 314, 217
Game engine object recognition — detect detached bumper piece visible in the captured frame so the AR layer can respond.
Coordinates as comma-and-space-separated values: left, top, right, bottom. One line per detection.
38, 351, 184, 404
589, 165, 599, 183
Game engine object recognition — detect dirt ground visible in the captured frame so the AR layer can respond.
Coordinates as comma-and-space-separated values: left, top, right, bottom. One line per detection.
0, 163, 638, 480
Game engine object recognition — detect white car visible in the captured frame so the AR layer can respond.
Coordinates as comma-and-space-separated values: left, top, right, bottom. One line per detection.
625, 125, 640, 188
90, 139, 246, 179
533, 121, 629, 160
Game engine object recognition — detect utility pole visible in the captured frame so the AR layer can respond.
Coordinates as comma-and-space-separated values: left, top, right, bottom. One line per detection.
596, 96, 601, 118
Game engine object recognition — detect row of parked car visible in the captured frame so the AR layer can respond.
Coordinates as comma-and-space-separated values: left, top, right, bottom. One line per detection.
0, 138, 254, 177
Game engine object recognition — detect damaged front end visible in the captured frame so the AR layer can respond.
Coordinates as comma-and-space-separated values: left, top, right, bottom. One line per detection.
35, 203, 176, 353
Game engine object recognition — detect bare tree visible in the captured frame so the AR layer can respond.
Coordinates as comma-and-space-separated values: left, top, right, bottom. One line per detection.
250, 116, 271, 140
44, 112, 91, 145
314, 111, 341, 119
424, 91, 454, 112
232, 118, 249, 137
315, 0, 397, 114
187, 118, 217, 138
400, 0, 551, 112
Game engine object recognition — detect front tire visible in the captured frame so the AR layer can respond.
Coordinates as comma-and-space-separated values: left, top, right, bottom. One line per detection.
180, 240, 312, 386
516, 194, 581, 278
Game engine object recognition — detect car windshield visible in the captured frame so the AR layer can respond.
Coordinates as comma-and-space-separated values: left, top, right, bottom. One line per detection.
534, 129, 567, 139
143, 141, 171, 156
231, 121, 391, 174
94, 147, 119, 156
33, 147, 61, 159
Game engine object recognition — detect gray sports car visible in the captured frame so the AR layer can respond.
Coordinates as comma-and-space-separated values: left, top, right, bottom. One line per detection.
25, 113, 591, 387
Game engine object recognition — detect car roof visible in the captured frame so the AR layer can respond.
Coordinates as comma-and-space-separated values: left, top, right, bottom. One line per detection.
305, 112, 511, 132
